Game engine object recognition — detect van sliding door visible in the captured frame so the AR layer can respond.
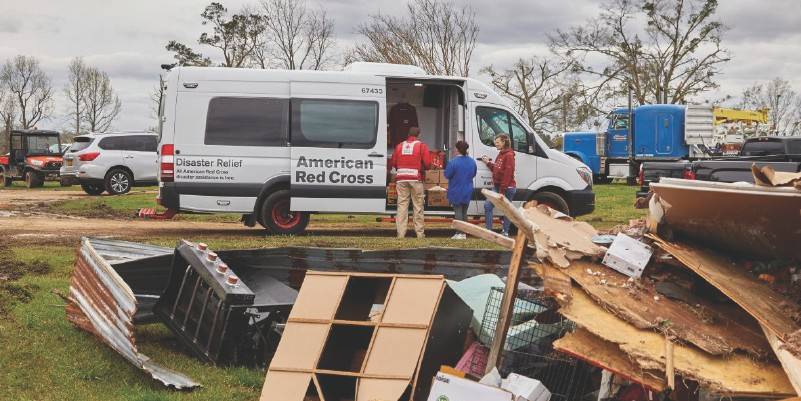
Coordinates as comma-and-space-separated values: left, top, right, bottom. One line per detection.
289, 80, 387, 213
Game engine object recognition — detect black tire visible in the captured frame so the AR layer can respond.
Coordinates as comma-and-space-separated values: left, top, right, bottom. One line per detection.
81, 182, 105, 196
0, 169, 11, 187
531, 191, 570, 215
25, 171, 43, 188
59, 178, 72, 187
594, 176, 613, 185
105, 168, 132, 195
259, 189, 310, 235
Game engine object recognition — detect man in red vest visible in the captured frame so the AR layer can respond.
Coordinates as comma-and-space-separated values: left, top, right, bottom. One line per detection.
390, 126, 432, 238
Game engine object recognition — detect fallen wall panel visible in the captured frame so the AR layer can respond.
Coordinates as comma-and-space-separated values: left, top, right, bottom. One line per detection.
559, 287, 794, 397
563, 260, 770, 358
554, 328, 666, 392
652, 236, 801, 348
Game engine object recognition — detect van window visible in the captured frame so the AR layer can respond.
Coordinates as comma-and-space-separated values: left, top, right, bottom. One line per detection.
205, 97, 288, 146
476, 107, 528, 151
291, 99, 378, 148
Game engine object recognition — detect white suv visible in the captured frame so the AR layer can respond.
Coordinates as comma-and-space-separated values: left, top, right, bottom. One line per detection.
61, 132, 159, 195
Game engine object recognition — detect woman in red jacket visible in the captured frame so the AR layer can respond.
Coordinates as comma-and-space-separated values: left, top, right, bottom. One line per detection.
481, 133, 516, 236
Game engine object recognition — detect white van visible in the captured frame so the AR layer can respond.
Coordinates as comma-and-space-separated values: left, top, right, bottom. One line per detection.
156, 63, 594, 234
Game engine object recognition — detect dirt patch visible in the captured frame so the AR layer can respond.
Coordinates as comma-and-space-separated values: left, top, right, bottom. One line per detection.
0, 240, 51, 315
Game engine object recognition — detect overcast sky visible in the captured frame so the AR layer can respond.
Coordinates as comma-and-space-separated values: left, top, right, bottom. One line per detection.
1, 0, 799, 132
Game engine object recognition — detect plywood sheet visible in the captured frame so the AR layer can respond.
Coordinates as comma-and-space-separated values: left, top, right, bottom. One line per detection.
565, 260, 770, 358
763, 324, 801, 396
650, 178, 801, 261
269, 323, 329, 370
363, 326, 428, 377
529, 262, 572, 302
652, 237, 801, 346
554, 328, 666, 391
357, 378, 410, 401
560, 288, 794, 396
288, 273, 348, 320
382, 278, 442, 325
259, 371, 312, 401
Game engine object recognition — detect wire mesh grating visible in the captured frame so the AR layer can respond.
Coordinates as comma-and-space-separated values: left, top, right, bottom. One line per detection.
470, 287, 598, 401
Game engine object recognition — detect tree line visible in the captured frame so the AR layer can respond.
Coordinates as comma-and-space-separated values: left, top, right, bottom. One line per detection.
167, 0, 800, 137
0, 55, 122, 146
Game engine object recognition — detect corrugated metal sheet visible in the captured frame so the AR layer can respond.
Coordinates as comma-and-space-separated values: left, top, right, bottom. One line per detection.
66, 238, 200, 390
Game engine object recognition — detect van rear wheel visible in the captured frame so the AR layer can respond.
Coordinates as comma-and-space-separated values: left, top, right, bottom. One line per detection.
260, 189, 310, 235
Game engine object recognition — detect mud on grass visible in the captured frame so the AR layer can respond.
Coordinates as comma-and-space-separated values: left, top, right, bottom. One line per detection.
0, 240, 51, 314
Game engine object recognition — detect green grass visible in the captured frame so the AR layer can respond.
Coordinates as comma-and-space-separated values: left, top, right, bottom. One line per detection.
0, 183, 642, 400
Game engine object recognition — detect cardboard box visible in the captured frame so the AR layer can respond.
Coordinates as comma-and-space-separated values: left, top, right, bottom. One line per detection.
439, 169, 449, 184
427, 372, 513, 401
425, 170, 441, 184
502, 373, 551, 401
427, 190, 449, 207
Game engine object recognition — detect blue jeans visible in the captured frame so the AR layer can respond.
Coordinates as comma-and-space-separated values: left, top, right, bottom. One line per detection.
485, 186, 516, 233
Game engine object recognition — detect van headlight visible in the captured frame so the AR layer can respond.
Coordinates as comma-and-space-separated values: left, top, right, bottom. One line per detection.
577, 167, 592, 188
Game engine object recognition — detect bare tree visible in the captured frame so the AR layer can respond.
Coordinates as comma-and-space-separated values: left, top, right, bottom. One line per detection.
484, 58, 594, 133
167, 2, 264, 68
255, 0, 335, 70
549, 0, 729, 105
348, 0, 479, 76
0, 55, 53, 129
82, 68, 122, 132
0, 84, 15, 152
64, 57, 88, 135
737, 78, 801, 135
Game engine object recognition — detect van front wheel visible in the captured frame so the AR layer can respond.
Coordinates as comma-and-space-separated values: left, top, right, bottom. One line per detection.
260, 190, 310, 235
531, 191, 570, 216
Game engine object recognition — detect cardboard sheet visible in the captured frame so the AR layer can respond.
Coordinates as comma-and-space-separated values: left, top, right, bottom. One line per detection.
752, 164, 801, 188
564, 260, 770, 358
554, 328, 666, 391
559, 288, 795, 396
652, 237, 801, 348
522, 204, 606, 267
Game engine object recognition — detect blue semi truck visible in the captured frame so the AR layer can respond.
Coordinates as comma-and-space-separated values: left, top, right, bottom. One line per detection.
563, 104, 715, 182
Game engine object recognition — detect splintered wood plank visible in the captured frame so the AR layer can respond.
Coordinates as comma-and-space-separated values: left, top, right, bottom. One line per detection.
269, 323, 330, 370
652, 237, 801, 344
381, 278, 442, 325
530, 262, 572, 302
452, 219, 515, 249
357, 378, 411, 401
259, 371, 312, 401
288, 273, 348, 321
560, 287, 794, 396
762, 324, 801, 395
486, 230, 528, 374
363, 326, 427, 377
554, 328, 666, 392
564, 260, 770, 358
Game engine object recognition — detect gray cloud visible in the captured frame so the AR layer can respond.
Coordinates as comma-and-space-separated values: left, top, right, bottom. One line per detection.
0, 0, 799, 131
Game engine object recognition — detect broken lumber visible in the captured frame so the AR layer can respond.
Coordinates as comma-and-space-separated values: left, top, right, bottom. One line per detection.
554, 328, 666, 392
452, 220, 515, 249
562, 260, 770, 358
559, 287, 795, 397
651, 236, 801, 348
530, 263, 572, 302
481, 189, 605, 267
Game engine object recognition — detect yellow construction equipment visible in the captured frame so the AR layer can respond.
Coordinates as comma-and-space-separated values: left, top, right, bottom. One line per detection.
712, 107, 769, 125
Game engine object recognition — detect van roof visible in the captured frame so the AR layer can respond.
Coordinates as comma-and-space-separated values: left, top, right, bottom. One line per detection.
171, 64, 505, 107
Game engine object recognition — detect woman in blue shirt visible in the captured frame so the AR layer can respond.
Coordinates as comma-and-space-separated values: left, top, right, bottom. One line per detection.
444, 140, 477, 240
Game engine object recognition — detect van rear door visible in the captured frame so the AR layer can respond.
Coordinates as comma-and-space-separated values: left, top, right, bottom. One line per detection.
289, 80, 387, 212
